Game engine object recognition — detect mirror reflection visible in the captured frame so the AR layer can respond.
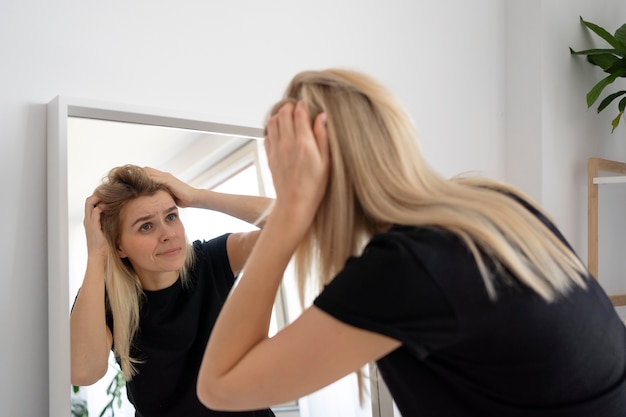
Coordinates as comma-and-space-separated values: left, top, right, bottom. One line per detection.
67, 117, 285, 416
59, 113, 379, 417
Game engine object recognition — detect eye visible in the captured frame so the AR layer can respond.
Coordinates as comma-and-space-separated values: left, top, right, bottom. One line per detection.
139, 223, 152, 232
166, 213, 178, 222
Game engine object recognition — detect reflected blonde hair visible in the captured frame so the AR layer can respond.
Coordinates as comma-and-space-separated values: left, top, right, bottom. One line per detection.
94, 164, 195, 380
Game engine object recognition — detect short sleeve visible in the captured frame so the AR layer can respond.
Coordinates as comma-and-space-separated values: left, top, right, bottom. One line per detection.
191, 233, 236, 296
313, 228, 458, 357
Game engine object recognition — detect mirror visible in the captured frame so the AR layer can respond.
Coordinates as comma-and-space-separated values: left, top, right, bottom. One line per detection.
48, 96, 394, 417
48, 96, 268, 416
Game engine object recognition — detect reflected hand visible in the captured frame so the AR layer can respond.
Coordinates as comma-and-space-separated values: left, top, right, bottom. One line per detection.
144, 166, 196, 208
83, 195, 108, 258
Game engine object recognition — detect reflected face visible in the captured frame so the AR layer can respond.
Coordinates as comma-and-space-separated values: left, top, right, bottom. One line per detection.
117, 190, 187, 283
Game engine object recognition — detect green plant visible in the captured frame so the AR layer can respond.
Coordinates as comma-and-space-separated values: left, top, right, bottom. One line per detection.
71, 385, 88, 417
98, 366, 126, 417
570, 16, 626, 132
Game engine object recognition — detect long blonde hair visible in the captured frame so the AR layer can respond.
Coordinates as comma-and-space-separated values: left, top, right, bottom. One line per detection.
94, 164, 195, 380
268, 68, 587, 306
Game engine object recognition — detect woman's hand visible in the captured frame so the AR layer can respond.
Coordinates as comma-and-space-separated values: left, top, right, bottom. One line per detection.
264, 101, 330, 227
83, 194, 108, 259
144, 167, 197, 208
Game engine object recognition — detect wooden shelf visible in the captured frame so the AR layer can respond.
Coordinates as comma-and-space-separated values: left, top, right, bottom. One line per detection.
593, 176, 626, 184
588, 157, 626, 307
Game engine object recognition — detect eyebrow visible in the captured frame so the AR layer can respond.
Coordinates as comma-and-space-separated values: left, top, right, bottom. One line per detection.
130, 205, 178, 228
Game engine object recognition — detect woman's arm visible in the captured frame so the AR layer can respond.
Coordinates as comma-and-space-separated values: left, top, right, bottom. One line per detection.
144, 167, 273, 274
198, 211, 401, 410
144, 167, 273, 228
196, 102, 401, 410
69, 195, 113, 386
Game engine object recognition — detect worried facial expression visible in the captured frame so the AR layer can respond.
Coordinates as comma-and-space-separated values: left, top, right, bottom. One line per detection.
117, 190, 187, 284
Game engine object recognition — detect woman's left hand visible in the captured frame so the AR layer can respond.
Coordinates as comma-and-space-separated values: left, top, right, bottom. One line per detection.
264, 101, 330, 227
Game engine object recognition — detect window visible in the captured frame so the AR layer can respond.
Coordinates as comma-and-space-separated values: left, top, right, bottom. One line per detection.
182, 140, 298, 415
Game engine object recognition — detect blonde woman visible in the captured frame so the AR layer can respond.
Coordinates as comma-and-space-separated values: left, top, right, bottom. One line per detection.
70, 164, 275, 417
197, 69, 626, 416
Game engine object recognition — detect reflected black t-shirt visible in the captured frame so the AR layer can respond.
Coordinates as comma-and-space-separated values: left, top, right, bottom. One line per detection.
107, 235, 275, 417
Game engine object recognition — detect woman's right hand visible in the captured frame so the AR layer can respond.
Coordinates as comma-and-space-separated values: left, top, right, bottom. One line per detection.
144, 166, 198, 208
83, 194, 108, 258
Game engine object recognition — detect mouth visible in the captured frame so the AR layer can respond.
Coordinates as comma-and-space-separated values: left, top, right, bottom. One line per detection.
157, 247, 183, 257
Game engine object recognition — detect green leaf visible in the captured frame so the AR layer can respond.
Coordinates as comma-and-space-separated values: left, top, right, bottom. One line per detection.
586, 71, 626, 106
571, 47, 618, 55
99, 399, 114, 417
611, 97, 626, 132
615, 23, 626, 49
587, 53, 622, 71
580, 16, 621, 49
597, 90, 626, 112
610, 111, 623, 132
571, 48, 625, 60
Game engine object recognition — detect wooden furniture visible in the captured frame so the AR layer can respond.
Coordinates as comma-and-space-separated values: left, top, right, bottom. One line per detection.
587, 157, 626, 306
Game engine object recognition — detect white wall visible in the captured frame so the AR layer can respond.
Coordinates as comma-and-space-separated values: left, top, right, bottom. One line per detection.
1, 1, 623, 416
504, 0, 626, 319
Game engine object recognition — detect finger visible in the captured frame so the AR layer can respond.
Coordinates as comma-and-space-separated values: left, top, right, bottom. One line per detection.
265, 116, 278, 153
85, 195, 100, 214
276, 101, 296, 143
263, 135, 271, 160
293, 101, 315, 144
144, 167, 164, 181
313, 112, 330, 161
90, 206, 102, 222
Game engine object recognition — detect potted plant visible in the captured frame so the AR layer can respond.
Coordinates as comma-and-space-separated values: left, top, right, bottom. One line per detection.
570, 17, 626, 132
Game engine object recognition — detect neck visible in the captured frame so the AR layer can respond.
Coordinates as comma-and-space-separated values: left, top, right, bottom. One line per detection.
139, 271, 180, 291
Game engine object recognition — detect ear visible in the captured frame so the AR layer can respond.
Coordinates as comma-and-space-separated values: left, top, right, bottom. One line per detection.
117, 245, 127, 259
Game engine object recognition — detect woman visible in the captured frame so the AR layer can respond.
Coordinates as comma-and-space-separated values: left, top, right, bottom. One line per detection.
197, 69, 626, 416
70, 164, 275, 417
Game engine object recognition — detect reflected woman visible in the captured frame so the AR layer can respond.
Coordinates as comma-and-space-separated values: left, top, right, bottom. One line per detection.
70, 164, 275, 417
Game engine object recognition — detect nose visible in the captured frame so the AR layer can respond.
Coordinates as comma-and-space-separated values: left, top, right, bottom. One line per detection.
160, 227, 176, 242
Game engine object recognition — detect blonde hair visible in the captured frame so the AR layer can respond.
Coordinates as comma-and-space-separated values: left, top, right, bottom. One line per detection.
94, 164, 195, 380
269, 68, 588, 312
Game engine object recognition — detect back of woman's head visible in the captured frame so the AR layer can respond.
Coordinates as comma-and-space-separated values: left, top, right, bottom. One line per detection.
271, 69, 438, 221
268, 69, 444, 299
269, 69, 587, 305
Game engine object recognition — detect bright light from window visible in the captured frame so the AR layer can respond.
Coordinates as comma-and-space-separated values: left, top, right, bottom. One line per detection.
181, 164, 259, 243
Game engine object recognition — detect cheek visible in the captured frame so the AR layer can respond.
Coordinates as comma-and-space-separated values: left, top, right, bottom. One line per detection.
177, 222, 186, 237
119, 236, 152, 259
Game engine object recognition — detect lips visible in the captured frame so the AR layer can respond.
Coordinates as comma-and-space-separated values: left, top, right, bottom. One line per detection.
157, 247, 182, 257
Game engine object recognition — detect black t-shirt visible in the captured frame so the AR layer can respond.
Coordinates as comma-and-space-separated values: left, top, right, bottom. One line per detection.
314, 223, 626, 417
108, 234, 275, 417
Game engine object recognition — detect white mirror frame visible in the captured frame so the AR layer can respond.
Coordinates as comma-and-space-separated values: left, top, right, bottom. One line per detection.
47, 96, 263, 417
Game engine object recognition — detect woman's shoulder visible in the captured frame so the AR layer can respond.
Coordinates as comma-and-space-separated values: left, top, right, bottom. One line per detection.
191, 233, 231, 257
187, 234, 237, 291
375, 224, 463, 248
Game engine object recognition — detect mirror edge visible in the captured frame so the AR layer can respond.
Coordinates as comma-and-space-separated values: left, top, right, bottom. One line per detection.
47, 95, 71, 417
47, 96, 264, 417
